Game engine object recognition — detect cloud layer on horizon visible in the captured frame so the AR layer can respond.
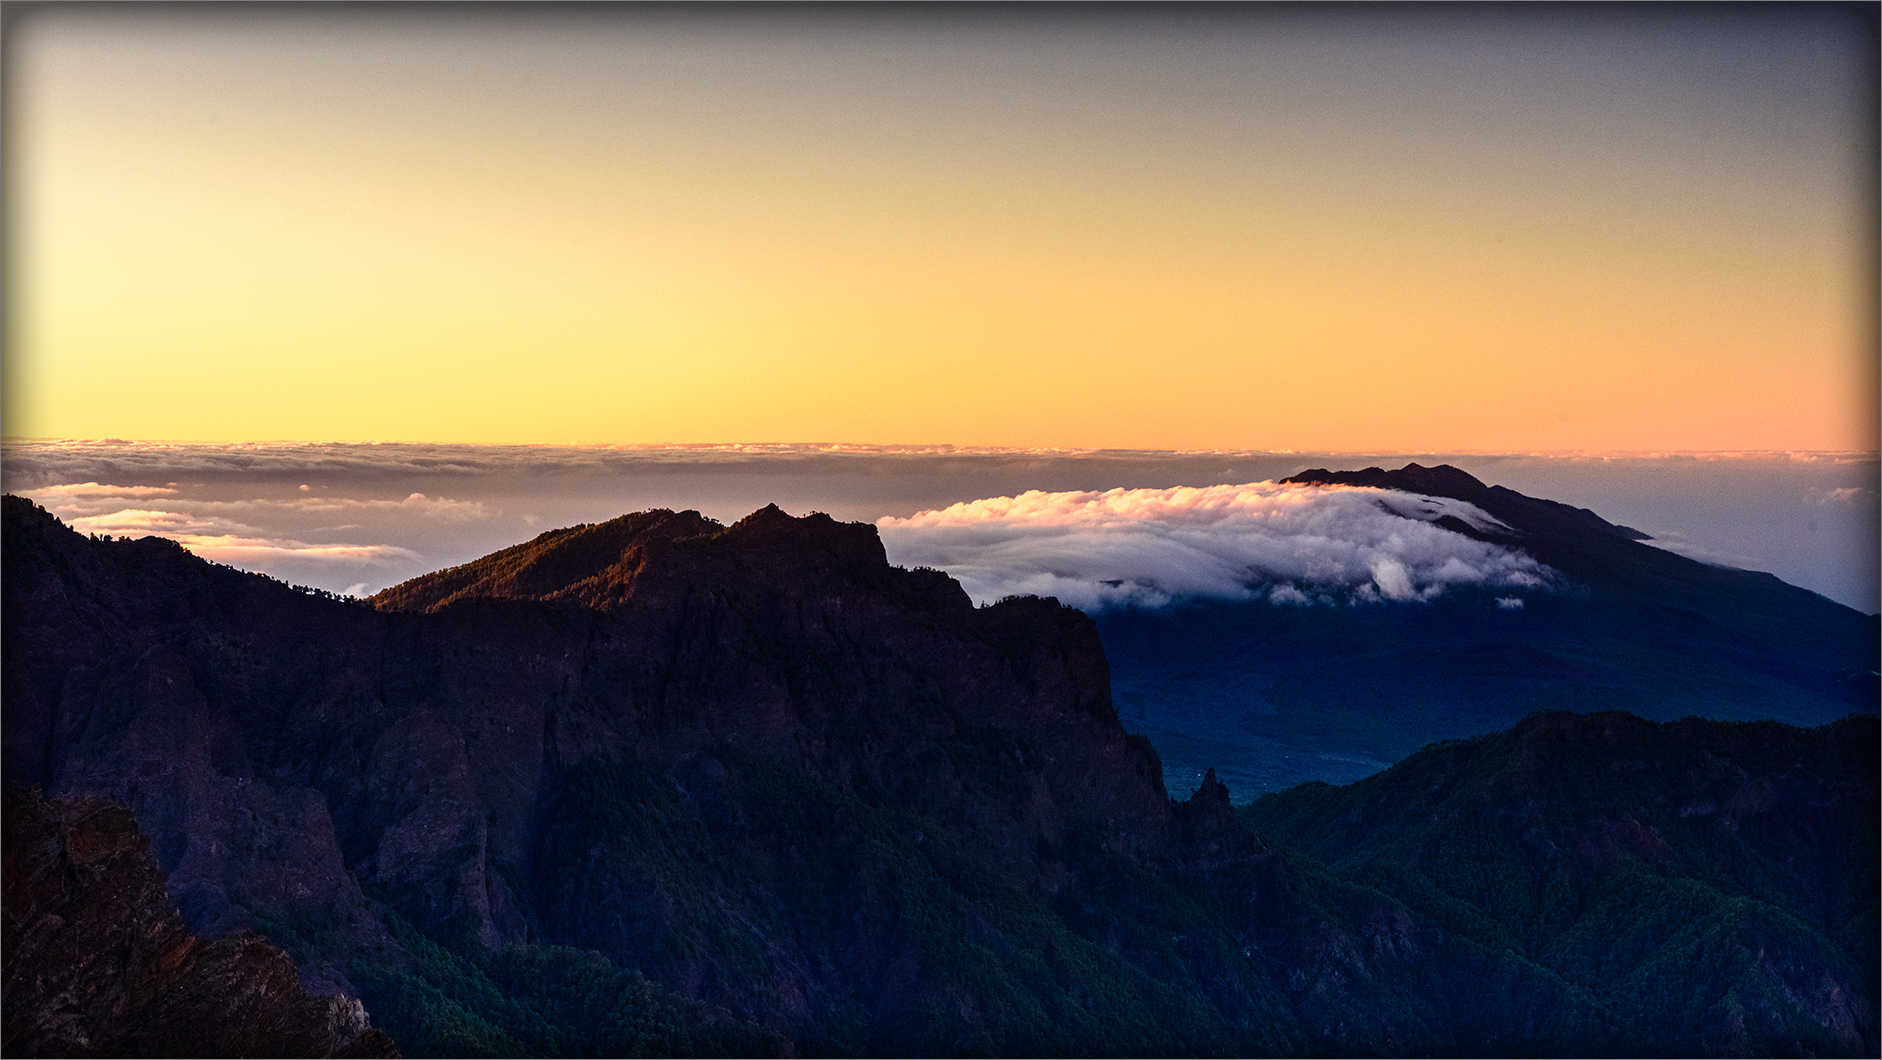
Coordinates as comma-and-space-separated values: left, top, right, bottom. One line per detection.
6, 440, 1873, 496
13, 485, 455, 583
4, 442, 1873, 612
877, 482, 1557, 611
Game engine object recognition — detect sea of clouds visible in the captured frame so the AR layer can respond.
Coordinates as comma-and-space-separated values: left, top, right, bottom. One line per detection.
15, 480, 487, 596
876, 481, 1556, 611
4, 441, 1874, 612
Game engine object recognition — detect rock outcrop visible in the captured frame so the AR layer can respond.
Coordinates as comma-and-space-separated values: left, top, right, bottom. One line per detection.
5, 492, 1873, 1056
3, 785, 398, 1058
1, 496, 1216, 1049
4, 499, 1175, 944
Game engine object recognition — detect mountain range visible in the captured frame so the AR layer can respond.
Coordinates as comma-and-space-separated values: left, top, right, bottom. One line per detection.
3, 466, 1875, 1057
1100, 463, 1878, 796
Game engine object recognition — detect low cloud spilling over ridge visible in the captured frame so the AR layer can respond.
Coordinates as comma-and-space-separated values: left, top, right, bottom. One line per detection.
4, 442, 1872, 611
877, 482, 1556, 611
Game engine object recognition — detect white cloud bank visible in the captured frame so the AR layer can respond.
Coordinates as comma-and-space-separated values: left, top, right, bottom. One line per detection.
25, 481, 179, 498
13, 486, 435, 585
877, 482, 1556, 611
10, 445, 1870, 612
57, 507, 422, 568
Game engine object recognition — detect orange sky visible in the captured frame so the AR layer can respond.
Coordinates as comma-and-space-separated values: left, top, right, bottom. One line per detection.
5, 6, 1876, 452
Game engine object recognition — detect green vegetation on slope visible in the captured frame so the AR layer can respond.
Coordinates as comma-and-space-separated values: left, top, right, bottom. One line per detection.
1241, 711, 1881, 1057
530, 752, 1256, 1057
349, 905, 776, 1058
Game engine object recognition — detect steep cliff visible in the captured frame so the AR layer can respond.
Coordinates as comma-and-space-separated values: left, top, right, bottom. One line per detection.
5, 493, 1873, 1056
3, 785, 398, 1058
3, 496, 1240, 1050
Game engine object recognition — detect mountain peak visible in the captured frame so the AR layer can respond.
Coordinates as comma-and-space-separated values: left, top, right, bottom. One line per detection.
1283, 461, 1659, 545
370, 504, 942, 619
1282, 462, 1490, 497
369, 507, 722, 613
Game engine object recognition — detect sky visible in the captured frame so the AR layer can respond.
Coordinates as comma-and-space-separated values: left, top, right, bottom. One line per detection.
5, 4, 1877, 452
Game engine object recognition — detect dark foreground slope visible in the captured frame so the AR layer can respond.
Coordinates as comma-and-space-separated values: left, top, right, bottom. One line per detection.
1243, 711, 1881, 1057
3, 785, 399, 1058
3, 496, 1548, 1055
5, 494, 1875, 1056
1099, 463, 1880, 796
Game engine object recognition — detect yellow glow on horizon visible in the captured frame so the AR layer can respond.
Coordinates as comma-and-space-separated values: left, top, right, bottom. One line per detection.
7, 9, 1874, 452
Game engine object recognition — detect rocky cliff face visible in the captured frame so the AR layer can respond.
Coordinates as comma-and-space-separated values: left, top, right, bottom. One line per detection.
6, 493, 1873, 1056
2, 785, 398, 1057
4, 499, 1174, 948
3, 496, 1219, 1048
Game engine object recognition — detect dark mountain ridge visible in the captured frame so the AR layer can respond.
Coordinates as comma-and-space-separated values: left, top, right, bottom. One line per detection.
3, 496, 1172, 922
1281, 463, 1874, 667
4, 489, 1875, 1055
367, 507, 725, 613
1102, 463, 1878, 796
5, 495, 1312, 1052
1243, 709, 1879, 1056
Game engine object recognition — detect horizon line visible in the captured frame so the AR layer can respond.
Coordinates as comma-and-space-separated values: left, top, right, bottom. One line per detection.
3, 437, 1878, 462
